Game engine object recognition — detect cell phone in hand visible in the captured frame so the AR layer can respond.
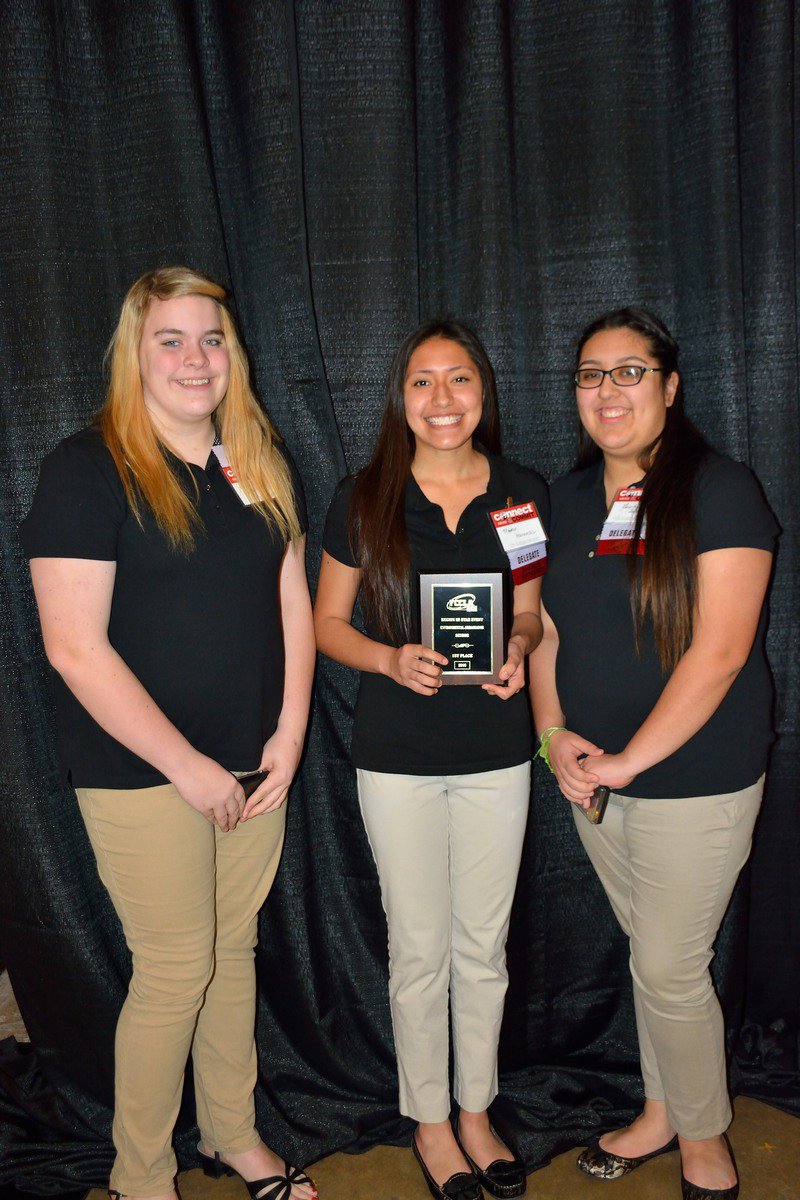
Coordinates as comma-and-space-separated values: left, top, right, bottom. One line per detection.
579, 785, 610, 824
236, 769, 270, 800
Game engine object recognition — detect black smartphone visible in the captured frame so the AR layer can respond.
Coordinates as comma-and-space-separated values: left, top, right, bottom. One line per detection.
236, 769, 270, 800
579, 785, 610, 825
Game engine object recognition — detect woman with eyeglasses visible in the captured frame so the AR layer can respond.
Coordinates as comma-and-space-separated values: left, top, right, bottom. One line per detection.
315, 320, 549, 1200
22, 268, 316, 1200
529, 308, 777, 1200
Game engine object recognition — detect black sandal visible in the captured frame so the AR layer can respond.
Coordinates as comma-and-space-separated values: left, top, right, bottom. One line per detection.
199, 1148, 316, 1200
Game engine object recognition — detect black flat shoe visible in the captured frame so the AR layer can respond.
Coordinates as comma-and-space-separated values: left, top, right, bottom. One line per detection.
577, 1133, 678, 1180
199, 1148, 316, 1199
412, 1132, 485, 1200
454, 1126, 526, 1197
680, 1134, 739, 1200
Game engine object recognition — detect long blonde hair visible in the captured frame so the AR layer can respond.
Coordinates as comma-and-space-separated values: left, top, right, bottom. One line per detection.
99, 266, 301, 550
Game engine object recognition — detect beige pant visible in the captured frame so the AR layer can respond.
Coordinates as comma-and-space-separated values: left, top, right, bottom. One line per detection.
76, 782, 286, 1193
572, 776, 764, 1139
357, 763, 531, 1123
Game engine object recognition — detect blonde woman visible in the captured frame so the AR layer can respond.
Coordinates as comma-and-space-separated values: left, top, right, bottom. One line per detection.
22, 268, 317, 1200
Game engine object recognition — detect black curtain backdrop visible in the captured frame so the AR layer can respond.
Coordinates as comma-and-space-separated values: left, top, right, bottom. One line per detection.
1, 0, 797, 1189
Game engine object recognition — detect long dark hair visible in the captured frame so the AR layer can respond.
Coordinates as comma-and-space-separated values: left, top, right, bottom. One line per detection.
349, 319, 502, 643
575, 307, 710, 671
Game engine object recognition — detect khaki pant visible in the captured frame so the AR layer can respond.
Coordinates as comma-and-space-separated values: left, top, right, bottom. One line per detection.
357, 763, 531, 1123
572, 776, 764, 1139
76, 782, 286, 1193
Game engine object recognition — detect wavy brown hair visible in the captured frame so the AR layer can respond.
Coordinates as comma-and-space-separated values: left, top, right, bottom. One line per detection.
99, 266, 301, 550
348, 319, 501, 643
575, 307, 710, 671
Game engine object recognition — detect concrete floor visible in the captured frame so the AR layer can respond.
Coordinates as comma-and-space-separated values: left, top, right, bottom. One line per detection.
82, 1097, 796, 1200
2, 974, 795, 1198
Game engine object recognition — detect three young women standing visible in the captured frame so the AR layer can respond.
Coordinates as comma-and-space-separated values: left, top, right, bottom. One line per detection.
24, 286, 775, 1200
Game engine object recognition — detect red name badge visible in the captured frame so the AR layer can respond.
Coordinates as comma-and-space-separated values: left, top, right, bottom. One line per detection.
596, 487, 646, 556
211, 444, 252, 506
489, 501, 548, 583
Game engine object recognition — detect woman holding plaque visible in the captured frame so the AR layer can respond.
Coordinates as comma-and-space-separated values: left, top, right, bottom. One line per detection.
314, 320, 548, 1200
22, 267, 317, 1200
530, 308, 777, 1200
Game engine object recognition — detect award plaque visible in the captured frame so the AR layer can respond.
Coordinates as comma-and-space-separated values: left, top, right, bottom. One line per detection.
418, 570, 506, 686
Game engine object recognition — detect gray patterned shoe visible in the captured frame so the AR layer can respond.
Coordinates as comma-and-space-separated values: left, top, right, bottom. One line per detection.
577, 1134, 679, 1180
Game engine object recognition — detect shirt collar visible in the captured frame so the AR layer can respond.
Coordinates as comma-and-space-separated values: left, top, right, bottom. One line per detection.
159, 437, 219, 476
406, 443, 502, 511
572, 457, 601, 490
579, 457, 644, 493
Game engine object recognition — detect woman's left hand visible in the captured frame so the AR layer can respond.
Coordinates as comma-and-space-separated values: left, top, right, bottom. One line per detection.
482, 639, 525, 699
241, 729, 303, 820
581, 751, 636, 790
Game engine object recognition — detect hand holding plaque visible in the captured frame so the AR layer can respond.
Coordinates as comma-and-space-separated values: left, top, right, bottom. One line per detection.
388, 641, 448, 695
418, 570, 506, 686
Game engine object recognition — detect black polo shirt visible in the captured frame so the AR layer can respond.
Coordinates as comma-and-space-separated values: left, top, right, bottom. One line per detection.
542, 453, 778, 799
323, 450, 549, 775
21, 427, 307, 789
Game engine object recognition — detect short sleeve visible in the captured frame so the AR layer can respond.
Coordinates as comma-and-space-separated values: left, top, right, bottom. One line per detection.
277, 442, 308, 534
21, 432, 126, 561
694, 455, 779, 555
322, 476, 358, 567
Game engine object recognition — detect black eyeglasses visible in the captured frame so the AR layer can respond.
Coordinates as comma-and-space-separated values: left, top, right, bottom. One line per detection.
574, 366, 665, 388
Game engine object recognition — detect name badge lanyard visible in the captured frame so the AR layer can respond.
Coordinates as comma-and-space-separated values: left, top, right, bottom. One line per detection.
489, 501, 548, 583
210, 444, 252, 506
596, 486, 646, 556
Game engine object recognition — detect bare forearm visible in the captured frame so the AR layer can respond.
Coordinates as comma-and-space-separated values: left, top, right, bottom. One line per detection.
508, 611, 544, 658
314, 614, 395, 677
54, 644, 199, 779
275, 607, 315, 747
529, 636, 564, 736
623, 645, 745, 775
29, 556, 245, 826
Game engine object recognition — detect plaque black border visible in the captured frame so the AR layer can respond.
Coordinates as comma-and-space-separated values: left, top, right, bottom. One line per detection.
418, 570, 506, 686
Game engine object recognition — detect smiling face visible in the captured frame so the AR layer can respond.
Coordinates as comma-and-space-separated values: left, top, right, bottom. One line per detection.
403, 336, 484, 454
576, 327, 678, 466
137, 294, 230, 437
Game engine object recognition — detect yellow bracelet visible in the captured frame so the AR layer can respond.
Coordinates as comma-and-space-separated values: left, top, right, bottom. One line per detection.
536, 726, 566, 774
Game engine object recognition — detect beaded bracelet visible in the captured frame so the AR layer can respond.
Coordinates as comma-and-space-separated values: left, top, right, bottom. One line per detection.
535, 725, 566, 774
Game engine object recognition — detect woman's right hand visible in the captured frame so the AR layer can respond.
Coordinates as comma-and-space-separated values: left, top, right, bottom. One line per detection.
388, 644, 448, 695
548, 728, 604, 806
171, 755, 245, 831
